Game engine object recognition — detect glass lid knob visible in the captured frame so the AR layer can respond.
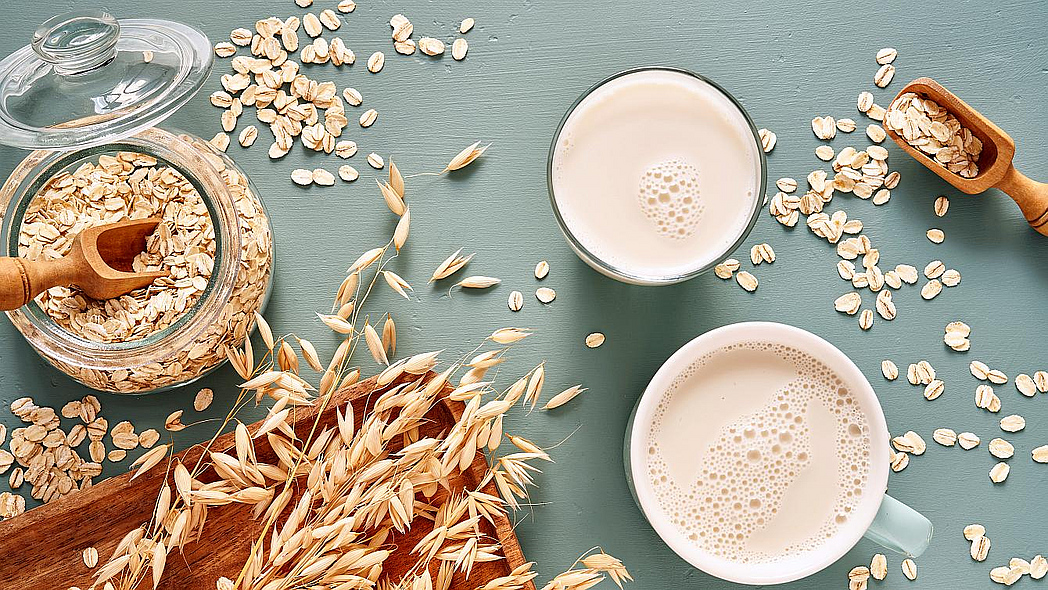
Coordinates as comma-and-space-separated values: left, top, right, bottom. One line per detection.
31, 10, 121, 76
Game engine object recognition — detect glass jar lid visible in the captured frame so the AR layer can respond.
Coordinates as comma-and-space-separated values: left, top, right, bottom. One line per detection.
0, 9, 212, 150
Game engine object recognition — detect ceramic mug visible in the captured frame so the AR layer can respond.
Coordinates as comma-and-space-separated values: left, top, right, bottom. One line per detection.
624, 322, 933, 585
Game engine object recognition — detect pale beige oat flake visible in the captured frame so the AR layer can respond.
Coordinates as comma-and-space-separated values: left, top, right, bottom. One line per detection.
776, 177, 798, 193
876, 47, 898, 65
452, 38, 468, 60
585, 333, 606, 348
1033, 445, 1048, 463
1035, 370, 1048, 392
194, 388, 214, 412
291, 168, 314, 185
736, 271, 758, 292
338, 165, 359, 182
901, 558, 917, 580
958, 432, 980, 450
460, 18, 475, 33
964, 524, 986, 541
83, 547, 99, 568
758, 128, 776, 153
367, 153, 385, 169
866, 124, 887, 143
989, 462, 1010, 483
312, 168, 335, 186
881, 360, 899, 381
858, 309, 874, 330
535, 260, 550, 279
921, 280, 943, 300
419, 37, 445, 56
874, 64, 895, 88
1000, 414, 1025, 433
1015, 373, 1036, 397
367, 51, 385, 73
927, 228, 945, 243
507, 290, 524, 312
536, 287, 556, 303
933, 428, 957, 446
815, 145, 835, 161
988, 438, 1014, 459
870, 554, 887, 580
934, 196, 950, 216
924, 379, 944, 400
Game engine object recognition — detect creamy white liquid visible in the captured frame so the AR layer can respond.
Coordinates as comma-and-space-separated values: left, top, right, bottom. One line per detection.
552, 69, 761, 278
645, 342, 872, 564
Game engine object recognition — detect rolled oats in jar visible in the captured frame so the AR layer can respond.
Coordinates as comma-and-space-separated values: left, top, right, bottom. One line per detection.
0, 11, 274, 392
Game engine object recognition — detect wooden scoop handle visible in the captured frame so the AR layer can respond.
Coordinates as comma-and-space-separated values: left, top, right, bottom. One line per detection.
997, 165, 1048, 236
0, 257, 77, 311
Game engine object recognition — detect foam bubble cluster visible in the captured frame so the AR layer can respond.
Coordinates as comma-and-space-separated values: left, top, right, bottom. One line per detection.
637, 159, 704, 239
646, 342, 872, 564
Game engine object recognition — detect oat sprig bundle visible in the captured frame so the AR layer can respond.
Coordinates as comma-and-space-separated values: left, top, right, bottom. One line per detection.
86, 160, 624, 590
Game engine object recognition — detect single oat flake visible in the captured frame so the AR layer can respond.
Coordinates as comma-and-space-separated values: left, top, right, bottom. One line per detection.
758, 128, 776, 153
535, 287, 556, 303
585, 333, 606, 348
507, 290, 524, 312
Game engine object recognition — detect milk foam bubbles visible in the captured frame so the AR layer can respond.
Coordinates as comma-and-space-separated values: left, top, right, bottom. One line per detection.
638, 159, 704, 239
551, 69, 761, 280
644, 342, 872, 564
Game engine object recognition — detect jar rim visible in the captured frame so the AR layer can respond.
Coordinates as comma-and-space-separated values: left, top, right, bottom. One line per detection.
0, 127, 244, 370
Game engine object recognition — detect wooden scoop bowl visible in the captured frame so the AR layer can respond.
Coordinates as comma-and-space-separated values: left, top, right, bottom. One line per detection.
885, 77, 1048, 236
0, 218, 165, 310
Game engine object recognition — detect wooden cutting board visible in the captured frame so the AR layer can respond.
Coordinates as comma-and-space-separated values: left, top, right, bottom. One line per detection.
0, 374, 535, 590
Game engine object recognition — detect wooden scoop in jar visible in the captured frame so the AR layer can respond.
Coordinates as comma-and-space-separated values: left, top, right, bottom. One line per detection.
885, 77, 1048, 236
0, 218, 165, 311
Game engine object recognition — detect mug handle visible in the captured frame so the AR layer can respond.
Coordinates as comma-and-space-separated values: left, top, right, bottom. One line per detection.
863, 494, 933, 557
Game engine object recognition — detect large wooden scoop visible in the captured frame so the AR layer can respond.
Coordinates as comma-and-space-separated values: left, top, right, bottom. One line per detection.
885, 77, 1048, 236
0, 217, 165, 310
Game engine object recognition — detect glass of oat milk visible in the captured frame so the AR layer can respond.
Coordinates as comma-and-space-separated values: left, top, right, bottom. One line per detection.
548, 67, 766, 285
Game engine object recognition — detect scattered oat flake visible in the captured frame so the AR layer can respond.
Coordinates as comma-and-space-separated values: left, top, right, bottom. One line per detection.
874, 64, 895, 88
964, 524, 986, 541
989, 438, 1014, 459
1033, 445, 1048, 463
881, 360, 899, 380
736, 271, 758, 292
507, 290, 524, 312
452, 38, 468, 61
815, 145, 835, 161
535, 260, 550, 279
927, 228, 945, 243
83, 546, 99, 568
758, 129, 776, 153
934, 196, 950, 216
958, 432, 980, 450
535, 287, 556, 303
291, 169, 313, 185
989, 462, 1010, 483
367, 153, 384, 169
901, 558, 917, 580
933, 428, 957, 446
585, 333, 605, 348
460, 17, 475, 33
1000, 414, 1025, 432
367, 51, 385, 73
776, 177, 797, 193
338, 165, 359, 182
876, 47, 898, 65
871, 554, 887, 580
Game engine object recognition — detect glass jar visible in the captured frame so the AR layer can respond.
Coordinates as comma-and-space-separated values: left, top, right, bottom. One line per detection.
0, 128, 273, 393
0, 11, 273, 392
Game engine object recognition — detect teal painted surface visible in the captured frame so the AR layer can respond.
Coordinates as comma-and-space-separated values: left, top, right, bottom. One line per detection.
0, 1, 1046, 588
